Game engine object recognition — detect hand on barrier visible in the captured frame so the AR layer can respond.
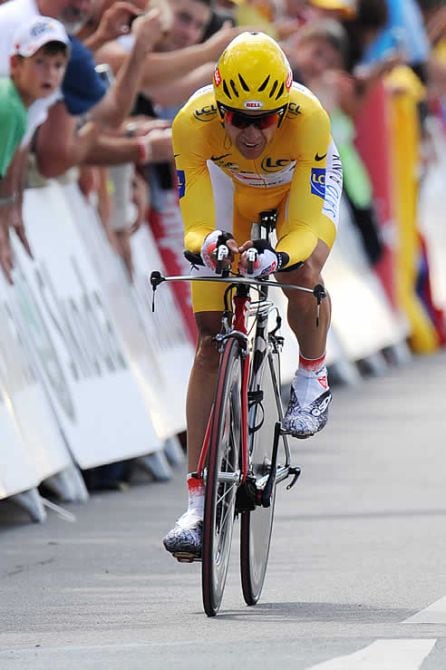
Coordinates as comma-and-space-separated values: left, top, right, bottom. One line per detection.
238, 239, 288, 277
0, 219, 13, 284
11, 207, 34, 261
200, 230, 237, 273
136, 128, 173, 164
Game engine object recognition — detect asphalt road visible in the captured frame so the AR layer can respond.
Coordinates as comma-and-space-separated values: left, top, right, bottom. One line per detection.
1, 350, 446, 669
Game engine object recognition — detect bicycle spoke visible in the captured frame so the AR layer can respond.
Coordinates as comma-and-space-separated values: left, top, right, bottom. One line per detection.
202, 338, 241, 616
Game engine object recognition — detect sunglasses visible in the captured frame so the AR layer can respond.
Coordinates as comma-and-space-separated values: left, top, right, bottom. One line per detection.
224, 109, 282, 130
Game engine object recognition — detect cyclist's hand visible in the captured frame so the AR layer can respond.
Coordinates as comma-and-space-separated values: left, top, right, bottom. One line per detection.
201, 230, 237, 272
238, 240, 289, 277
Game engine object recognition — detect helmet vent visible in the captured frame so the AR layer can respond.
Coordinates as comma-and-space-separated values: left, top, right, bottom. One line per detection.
229, 79, 239, 97
238, 74, 250, 92
257, 75, 270, 92
269, 80, 278, 98
275, 82, 285, 100
223, 80, 232, 99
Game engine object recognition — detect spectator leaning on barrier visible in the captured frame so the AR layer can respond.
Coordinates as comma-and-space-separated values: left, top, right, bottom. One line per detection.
0, 16, 70, 283
33, 2, 168, 177
0, 0, 173, 283
0, 0, 170, 176
85, 0, 243, 280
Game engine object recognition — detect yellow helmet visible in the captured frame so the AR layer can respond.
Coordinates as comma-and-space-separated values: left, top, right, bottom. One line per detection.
213, 32, 293, 114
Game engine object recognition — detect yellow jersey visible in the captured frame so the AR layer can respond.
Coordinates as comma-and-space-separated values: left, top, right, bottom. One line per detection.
172, 83, 342, 269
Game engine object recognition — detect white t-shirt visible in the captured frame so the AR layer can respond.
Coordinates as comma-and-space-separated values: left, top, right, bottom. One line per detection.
0, 0, 63, 145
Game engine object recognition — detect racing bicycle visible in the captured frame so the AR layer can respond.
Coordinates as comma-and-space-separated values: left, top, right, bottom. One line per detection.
150, 210, 326, 617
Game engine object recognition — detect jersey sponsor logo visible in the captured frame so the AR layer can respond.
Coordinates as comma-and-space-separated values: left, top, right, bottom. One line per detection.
211, 153, 231, 163
212, 155, 240, 170
176, 169, 186, 198
193, 104, 217, 122
314, 152, 327, 162
287, 102, 301, 116
261, 157, 293, 172
322, 151, 342, 222
244, 100, 263, 109
214, 67, 221, 86
311, 168, 326, 198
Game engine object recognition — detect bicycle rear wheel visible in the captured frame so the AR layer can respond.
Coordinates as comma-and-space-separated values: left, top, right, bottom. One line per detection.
240, 349, 282, 605
202, 338, 242, 617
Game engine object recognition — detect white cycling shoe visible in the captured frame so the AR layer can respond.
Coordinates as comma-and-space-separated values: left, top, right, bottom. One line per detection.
163, 510, 203, 559
282, 366, 332, 439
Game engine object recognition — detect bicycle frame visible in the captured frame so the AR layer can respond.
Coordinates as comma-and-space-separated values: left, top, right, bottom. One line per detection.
150, 270, 322, 500
195, 284, 252, 484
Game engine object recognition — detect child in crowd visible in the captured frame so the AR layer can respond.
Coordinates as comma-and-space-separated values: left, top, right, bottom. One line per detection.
0, 16, 70, 281
0, 16, 70, 190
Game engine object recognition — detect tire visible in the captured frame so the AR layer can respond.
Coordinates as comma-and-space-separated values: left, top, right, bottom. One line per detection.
240, 349, 282, 606
202, 338, 242, 617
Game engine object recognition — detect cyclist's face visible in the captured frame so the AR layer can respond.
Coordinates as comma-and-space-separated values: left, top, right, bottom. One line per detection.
224, 111, 279, 160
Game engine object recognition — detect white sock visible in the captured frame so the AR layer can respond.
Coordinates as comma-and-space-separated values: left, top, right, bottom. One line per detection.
293, 353, 329, 407
186, 473, 204, 519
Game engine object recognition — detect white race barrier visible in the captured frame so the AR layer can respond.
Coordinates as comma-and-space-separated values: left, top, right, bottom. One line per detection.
10, 182, 163, 470
419, 119, 446, 310
0, 271, 72, 502
324, 198, 408, 362
64, 183, 193, 439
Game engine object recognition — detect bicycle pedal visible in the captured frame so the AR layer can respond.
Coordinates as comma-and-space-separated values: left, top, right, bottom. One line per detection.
173, 552, 202, 563
280, 426, 313, 439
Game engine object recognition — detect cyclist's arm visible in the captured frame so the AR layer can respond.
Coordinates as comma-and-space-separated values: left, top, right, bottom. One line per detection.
276, 107, 342, 267
172, 111, 216, 253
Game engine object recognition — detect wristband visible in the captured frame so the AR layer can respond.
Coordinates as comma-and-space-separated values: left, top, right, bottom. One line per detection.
136, 137, 151, 165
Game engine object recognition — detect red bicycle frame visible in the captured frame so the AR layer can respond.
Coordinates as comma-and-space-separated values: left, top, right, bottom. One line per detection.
195, 291, 252, 482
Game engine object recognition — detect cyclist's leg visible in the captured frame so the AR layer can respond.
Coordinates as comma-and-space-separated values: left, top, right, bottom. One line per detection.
163, 308, 222, 557
277, 239, 331, 356
186, 310, 224, 472
276, 239, 333, 437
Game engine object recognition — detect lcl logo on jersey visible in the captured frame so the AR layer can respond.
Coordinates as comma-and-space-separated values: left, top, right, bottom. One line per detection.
193, 104, 217, 122
287, 102, 301, 116
261, 157, 292, 172
311, 168, 326, 198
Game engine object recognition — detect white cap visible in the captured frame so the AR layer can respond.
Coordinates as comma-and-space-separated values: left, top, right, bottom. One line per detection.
11, 16, 70, 57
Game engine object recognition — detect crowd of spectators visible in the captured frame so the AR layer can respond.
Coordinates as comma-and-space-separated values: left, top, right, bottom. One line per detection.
1, 0, 446, 285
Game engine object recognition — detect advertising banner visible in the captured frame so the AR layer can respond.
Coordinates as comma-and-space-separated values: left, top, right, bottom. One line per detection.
12, 183, 162, 470
64, 184, 192, 438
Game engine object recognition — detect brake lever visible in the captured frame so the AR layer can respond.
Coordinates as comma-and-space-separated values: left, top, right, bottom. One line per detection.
313, 283, 327, 327
246, 247, 258, 275
215, 244, 229, 275
150, 270, 165, 312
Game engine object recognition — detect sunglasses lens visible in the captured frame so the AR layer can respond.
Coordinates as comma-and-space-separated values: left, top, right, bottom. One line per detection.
257, 113, 279, 129
225, 111, 248, 128
225, 110, 279, 129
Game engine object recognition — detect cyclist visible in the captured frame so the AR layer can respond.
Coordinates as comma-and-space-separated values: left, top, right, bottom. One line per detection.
164, 31, 342, 557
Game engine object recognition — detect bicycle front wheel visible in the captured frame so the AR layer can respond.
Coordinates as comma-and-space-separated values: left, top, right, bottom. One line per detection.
202, 338, 242, 617
240, 349, 282, 606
